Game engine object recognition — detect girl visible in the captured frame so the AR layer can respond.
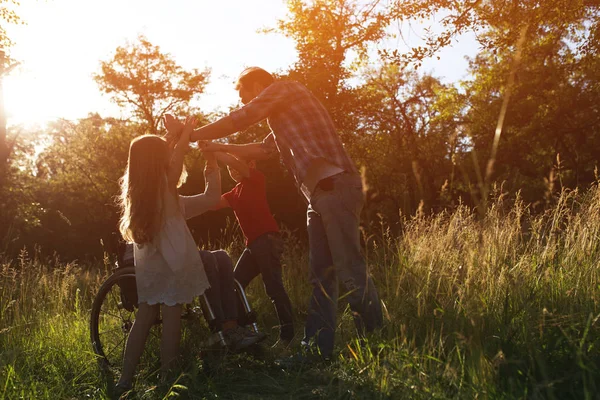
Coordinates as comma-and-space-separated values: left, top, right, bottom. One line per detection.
116, 117, 217, 390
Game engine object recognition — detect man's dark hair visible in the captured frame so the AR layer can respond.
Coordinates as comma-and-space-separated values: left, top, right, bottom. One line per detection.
235, 67, 274, 90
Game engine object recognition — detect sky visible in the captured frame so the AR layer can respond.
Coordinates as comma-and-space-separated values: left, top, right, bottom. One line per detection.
3, 0, 479, 128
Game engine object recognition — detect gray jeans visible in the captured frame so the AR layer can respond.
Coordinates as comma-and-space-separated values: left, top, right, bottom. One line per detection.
199, 250, 238, 328
302, 172, 383, 357
234, 232, 294, 341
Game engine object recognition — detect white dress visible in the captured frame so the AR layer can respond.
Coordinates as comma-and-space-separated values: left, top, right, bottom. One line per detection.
133, 169, 221, 306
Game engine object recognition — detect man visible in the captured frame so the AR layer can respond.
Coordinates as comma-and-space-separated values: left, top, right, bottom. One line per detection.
165, 66, 382, 362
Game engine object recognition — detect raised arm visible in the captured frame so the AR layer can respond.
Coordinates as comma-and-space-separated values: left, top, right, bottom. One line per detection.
214, 152, 250, 178
189, 116, 237, 142
199, 140, 276, 161
211, 195, 231, 211
190, 81, 288, 142
167, 116, 195, 190
179, 152, 222, 219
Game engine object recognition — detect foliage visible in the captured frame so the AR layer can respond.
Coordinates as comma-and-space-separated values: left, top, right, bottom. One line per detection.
384, 0, 600, 67
93, 35, 209, 134
269, 0, 392, 136
26, 115, 136, 258
0, 126, 43, 252
351, 64, 463, 215
0, 0, 21, 50
271, 0, 390, 98
459, 6, 600, 205
1, 1, 23, 182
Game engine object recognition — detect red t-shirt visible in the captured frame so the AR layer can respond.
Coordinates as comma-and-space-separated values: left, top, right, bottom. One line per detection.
223, 168, 279, 246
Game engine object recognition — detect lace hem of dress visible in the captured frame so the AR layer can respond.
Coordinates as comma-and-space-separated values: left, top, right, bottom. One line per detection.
138, 279, 210, 306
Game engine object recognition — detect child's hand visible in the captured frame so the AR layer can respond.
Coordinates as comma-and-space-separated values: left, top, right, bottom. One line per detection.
163, 114, 184, 149
197, 140, 221, 152
181, 116, 197, 141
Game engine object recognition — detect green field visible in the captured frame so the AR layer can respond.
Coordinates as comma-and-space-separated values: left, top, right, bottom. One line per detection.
2, 186, 599, 399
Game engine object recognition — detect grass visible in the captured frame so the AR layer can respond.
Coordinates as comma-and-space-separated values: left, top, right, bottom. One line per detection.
1, 184, 599, 399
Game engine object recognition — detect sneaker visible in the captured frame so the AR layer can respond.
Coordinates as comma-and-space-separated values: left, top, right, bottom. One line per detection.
225, 326, 266, 351
247, 327, 268, 344
113, 381, 133, 399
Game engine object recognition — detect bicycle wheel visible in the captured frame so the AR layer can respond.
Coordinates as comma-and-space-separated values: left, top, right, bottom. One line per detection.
90, 267, 160, 371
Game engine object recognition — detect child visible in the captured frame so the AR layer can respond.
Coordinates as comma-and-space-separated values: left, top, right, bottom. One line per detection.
202, 144, 294, 347
115, 118, 260, 392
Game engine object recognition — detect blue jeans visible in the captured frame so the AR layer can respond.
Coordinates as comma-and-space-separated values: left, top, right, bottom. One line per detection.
303, 172, 383, 357
199, 250, 238, 328
234, 232, 295, 342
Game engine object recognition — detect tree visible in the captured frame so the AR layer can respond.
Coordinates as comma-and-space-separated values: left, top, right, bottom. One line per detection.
270, 0, 391, 130
0, 0, 20, 49
385, 0, 599, 66
349, 64, 463, 217
460, 25, 600, 203
1, 0, 22, 181
26, 115, 136, 257
94, 35, 209, 134
0, 124, 42, 252
377, 0, 600, 209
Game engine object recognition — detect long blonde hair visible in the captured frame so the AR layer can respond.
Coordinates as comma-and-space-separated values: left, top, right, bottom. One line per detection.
119, 135, 169, 244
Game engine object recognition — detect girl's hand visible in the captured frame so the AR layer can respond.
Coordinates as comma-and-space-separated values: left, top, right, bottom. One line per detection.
163, 114, 184, 150
181, 116, 197, 141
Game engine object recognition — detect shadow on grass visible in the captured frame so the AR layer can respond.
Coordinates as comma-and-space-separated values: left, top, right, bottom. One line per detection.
100, 345, 392, 400
188, 352, 390, 400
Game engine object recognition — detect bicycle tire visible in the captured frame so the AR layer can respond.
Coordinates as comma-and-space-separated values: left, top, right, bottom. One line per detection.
90, 267, 143, 370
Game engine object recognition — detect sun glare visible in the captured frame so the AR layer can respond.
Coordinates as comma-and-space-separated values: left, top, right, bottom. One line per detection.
2, 0, 475, 130
4, 72, 101, 128
2, 0, 296, 129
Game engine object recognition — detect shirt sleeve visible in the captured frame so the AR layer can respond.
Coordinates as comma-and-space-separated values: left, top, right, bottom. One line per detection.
229, 81, 289, 131
179, 168, 222, 220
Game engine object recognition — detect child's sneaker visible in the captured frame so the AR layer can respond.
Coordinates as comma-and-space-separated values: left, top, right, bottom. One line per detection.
225, 326, 266, 351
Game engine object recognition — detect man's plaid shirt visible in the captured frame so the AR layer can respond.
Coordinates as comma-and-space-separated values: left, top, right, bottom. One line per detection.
229, 80, 357, 188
